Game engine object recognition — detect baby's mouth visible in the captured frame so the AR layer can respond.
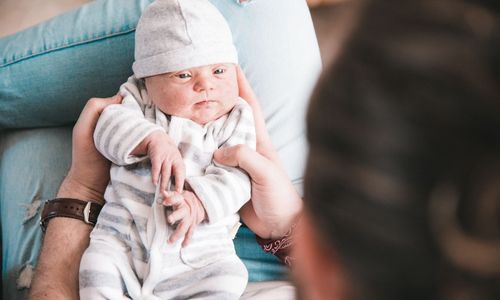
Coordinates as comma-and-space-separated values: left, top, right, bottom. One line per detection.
195, 100, 216, 106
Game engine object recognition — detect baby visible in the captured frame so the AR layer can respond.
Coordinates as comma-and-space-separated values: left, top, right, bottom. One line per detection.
78, 0, 255, 299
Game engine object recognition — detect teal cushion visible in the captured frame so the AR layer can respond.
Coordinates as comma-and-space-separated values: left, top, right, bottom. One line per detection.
0, 0, 153, 128
0, 0, 321, 298
235, 226, 288, 281
0, 128, 72, 300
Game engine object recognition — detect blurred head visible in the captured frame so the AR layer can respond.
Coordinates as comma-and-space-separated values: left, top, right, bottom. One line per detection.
295, 0, 500, 299
144, 63, 238, 125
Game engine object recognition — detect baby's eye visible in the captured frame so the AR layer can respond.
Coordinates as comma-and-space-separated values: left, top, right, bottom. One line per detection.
214, 68, 225, 75
176, 73, 191, 79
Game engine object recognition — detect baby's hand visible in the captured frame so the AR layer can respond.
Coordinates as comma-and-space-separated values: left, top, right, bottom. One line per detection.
163, 190, 207, 247
132, 130, 185, 194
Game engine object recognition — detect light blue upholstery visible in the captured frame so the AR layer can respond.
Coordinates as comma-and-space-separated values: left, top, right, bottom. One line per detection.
0, 128, 72, 298
0, 0, 152, 128
0, 0, 321, 298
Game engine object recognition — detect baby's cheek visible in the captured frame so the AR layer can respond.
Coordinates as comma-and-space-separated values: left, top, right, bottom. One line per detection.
158, 92, 191, 116
219, 82, 239, 101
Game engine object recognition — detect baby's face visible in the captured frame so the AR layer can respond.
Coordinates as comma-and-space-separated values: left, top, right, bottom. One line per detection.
145, 63, 239, 125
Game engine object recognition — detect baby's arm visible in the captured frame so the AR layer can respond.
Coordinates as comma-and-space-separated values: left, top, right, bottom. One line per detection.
93, 80, 184, 191
93, 83, 162, 165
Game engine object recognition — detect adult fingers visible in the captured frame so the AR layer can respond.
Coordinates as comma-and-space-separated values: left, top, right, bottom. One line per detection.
213, 145, 272, 184
236, 66, 275, 158
74, 94, 122, 136
236, 66, 258, 105
162, 192, 183, 207
172, 159, 186, 193
69, 95, 122, 196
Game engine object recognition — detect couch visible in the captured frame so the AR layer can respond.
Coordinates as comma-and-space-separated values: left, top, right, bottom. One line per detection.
0, 0, 322, 298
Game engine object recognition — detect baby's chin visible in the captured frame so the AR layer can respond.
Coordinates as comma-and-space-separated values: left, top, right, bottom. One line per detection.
190, 101, 235, 125
191, 111, 225, 125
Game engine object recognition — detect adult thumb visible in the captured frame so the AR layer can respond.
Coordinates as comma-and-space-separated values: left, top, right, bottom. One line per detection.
213, 145, 271, 183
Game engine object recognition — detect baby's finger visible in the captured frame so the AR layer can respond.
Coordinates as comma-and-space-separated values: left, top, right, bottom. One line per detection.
151, 158, 161, 186
168, 219, 189, 244
172, 160, 186, 193
160, 161, 172, 194
162, 192, 183, 207
181, 224, 196, 248
167, 205, 188, 225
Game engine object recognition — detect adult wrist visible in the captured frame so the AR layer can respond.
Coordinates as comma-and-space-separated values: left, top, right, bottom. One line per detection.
256, 222, 299, 267
57, 172, 106, 204
41, 173, 106, 232
267, 215, 300, 239
40, 198, 103, 233
268, 196, 303, 239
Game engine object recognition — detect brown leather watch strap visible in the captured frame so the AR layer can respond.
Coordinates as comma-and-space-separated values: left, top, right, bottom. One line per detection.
40, 198, 103, 233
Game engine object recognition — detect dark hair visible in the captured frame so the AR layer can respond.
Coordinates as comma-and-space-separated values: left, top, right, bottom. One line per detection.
305, 0, 500, 299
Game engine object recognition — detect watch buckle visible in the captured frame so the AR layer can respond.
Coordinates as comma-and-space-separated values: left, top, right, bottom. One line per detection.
83, 201, 92, 224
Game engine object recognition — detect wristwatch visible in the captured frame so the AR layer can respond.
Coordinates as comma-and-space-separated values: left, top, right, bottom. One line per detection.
40, 198, 103, 233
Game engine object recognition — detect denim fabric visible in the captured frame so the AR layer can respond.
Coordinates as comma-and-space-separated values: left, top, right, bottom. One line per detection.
0, 0, 321, 298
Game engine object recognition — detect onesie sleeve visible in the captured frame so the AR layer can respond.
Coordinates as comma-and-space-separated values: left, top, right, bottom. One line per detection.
186, 99, 257, 224
93, 79, 164, 166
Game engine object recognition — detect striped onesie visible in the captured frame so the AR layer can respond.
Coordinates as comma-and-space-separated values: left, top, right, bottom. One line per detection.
79, 76, 256, 300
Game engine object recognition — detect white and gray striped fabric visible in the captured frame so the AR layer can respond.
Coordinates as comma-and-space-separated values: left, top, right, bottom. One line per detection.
79, 76, 255, 299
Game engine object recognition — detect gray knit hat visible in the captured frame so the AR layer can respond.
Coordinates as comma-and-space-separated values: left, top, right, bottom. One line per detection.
133, 0, 238, 79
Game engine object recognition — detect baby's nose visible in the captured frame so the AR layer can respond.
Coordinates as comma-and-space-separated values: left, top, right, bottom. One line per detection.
194, 75, 215, 92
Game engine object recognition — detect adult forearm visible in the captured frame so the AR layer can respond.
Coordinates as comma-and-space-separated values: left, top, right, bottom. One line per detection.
213, 143, 303, 239
28, 218, 92, 300
29, 176, 103, 300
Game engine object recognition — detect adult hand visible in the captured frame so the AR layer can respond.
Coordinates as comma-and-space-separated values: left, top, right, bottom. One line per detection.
59, 94, 123, 203
213, 66, 302, 239
28, 95, 122, 300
